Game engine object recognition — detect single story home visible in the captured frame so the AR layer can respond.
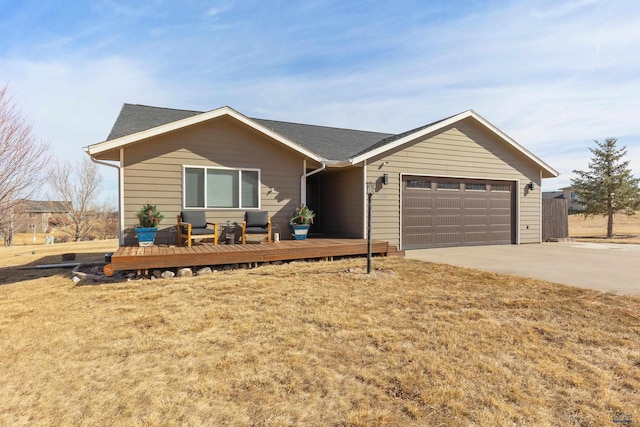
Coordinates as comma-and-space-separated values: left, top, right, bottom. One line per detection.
85, 104, 558, 249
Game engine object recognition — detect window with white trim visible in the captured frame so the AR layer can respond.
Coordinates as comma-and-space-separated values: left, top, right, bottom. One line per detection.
184, 166, 260, 209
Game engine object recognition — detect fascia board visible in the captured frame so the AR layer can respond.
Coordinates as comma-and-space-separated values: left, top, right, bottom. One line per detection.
85, 106, 326, 163
350, 110, 559, 178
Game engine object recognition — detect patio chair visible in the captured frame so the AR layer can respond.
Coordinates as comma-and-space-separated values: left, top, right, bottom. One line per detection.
241, 211, 272, 244
177, 211, 219, 247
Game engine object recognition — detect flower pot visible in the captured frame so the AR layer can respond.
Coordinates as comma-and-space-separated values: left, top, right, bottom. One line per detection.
289, 224, 310, 240
136, 227, 158, 247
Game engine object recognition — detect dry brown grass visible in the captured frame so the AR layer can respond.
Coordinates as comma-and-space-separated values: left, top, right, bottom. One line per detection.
569, 211, 640, 243
0, 242, 639, 426
0, 239, 118, 268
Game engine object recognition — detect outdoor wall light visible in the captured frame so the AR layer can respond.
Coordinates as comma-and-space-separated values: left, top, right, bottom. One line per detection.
382, 173, 389, 185
528, 181, 535, 191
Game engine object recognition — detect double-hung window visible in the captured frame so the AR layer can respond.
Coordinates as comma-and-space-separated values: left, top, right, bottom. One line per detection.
184, 166, 260, 209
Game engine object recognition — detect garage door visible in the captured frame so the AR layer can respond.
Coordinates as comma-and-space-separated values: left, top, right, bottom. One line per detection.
402, 176, 515, 249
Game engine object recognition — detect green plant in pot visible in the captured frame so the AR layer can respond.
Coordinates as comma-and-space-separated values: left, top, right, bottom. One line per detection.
290, 205, 315, 240
135, 204, 164, 246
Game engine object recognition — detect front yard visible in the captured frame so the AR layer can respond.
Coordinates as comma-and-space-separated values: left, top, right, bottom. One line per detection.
0, 243, 638, 425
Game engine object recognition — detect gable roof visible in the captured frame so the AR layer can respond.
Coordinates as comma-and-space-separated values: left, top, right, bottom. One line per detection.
88, 104, 326, 162
86, 104, 559, 178
350, 110, 558, 178
100, 104, 392, 161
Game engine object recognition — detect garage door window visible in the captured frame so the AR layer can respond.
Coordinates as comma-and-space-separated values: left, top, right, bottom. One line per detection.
491, 183, 511, 192
437, 182, 460, 190
466, 183, 487, 191
407, 179, 431, 189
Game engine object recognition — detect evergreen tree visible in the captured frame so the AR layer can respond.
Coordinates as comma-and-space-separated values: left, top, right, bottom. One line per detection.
571, 137, 640, 238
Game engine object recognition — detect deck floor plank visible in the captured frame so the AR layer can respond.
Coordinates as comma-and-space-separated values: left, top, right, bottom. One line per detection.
109, 239, 388, 272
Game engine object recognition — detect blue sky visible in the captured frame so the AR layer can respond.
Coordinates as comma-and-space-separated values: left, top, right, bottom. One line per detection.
2, 0, 639, 202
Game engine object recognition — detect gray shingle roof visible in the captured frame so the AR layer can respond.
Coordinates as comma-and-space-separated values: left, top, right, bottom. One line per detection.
107, 104, 394, 160
22, 200, 69, 213
253, 118, 392, 160
107, 104, 202, 140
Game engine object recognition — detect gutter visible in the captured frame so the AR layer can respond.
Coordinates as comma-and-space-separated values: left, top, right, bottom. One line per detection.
301, 161, 326, 206
84, 148, 124, 246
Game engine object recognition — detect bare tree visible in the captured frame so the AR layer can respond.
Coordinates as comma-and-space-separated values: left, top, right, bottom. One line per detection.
0, 84, 51, 245
0, 200, 30, 246
50, 157, 103, 241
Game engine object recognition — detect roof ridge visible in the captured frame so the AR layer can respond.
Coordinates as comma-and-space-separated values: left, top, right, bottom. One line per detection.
253, 117, 393, 136
123, 103, 204, 115
119, 103, 392, 135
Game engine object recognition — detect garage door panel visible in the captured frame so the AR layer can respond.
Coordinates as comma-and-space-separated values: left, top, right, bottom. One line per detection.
491, 214, 511, 226
490, 198, 511, 209
436, 232, 462, 245
490, 231, 511, 242
405, 233, 433, 246
405, 196, 432, 208
465, 215, 488, 226
404, 214, 432, 227
465, 231, 490, 242
403, 176, 515, 249
465, 198, 487, 209
436, 215, 461, 226
435, 197, 461, 209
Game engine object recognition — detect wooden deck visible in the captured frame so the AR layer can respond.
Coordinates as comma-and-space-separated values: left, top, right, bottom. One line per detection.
105, 239, 389, 275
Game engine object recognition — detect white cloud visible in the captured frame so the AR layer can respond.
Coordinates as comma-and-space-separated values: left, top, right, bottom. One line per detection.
2, 0, 639, 198
206, 3, 233, 17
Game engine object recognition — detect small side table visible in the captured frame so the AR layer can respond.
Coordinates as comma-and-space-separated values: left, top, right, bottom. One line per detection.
224, 222, 236, 244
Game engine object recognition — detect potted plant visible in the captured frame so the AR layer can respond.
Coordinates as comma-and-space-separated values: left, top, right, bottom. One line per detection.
289, 205, 315, 240
135, 204, 164, 246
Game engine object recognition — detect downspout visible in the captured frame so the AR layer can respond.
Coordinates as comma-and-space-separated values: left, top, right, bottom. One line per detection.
300, 160, 326, 206
85, 149, 124, 246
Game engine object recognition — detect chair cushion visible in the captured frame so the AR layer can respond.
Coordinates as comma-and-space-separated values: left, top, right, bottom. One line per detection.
245, 211, 268, 227
181, 211, 207, 229
190, 227, 216, 236
245, 226, 268, 234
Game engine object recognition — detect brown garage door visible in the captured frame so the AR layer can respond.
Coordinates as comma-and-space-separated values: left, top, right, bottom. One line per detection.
402, 176, 515, 249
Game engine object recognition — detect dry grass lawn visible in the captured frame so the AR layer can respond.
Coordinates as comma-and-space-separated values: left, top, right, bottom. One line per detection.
0, 242, 639, 426
569, 211, 640, 243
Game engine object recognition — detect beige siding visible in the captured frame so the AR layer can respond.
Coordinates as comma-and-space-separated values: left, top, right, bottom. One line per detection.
122, 116, 304, 245
318, 168, 364, 237
366, 118, 542, 249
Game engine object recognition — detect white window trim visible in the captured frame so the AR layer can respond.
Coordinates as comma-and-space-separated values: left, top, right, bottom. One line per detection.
182, 165, 261, 210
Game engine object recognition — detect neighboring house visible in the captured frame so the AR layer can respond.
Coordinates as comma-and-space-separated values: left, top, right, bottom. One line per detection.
542, 186, 584, 212
85, 104, 558, 249
19, 200, 69, 233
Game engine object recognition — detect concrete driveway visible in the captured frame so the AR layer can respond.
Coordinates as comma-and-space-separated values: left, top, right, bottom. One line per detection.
405, 242, 640, 296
